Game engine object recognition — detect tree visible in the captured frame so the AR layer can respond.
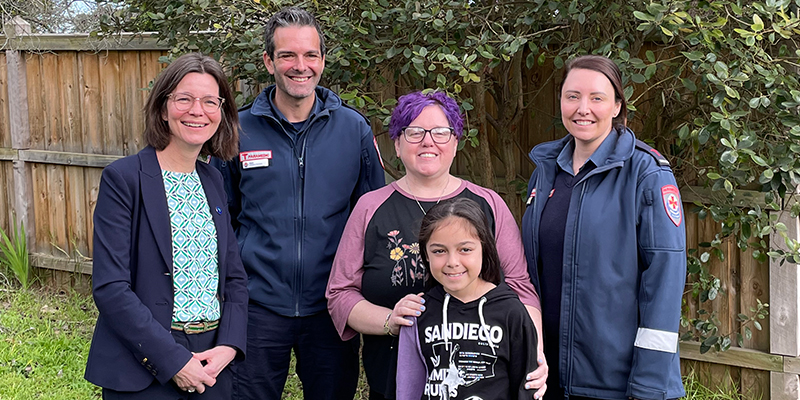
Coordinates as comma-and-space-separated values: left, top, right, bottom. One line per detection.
102, 0, 800, 352
1, 0, 115, 34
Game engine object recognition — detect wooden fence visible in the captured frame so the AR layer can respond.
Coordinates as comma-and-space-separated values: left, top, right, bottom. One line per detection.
2, 29, 799, 399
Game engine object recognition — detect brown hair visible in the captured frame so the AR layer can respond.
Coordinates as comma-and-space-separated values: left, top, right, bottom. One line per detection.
562, 55, 628, 128
144, 52, 239, 160
419, 198, 502, 291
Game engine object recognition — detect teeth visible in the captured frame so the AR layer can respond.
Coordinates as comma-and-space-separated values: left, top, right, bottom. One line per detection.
575, 121, 593, 126
290, 77, 310, 82
420, 154, 436, 158
183, 122, 206, 127
445, 272, 465, 277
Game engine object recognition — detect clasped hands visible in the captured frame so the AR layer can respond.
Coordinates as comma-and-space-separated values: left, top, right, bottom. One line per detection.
172, 345, 236, 394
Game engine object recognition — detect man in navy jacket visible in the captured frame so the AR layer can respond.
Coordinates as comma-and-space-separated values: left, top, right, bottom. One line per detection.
214, 6, 385, 400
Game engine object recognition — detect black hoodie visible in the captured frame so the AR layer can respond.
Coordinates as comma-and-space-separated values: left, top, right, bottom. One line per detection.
397, 282, 538, 400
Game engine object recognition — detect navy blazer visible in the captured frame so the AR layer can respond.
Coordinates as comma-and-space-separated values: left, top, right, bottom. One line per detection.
85, 146, 248, 391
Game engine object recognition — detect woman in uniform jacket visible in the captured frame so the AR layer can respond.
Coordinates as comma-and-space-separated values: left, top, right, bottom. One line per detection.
84, 53, 248, 399
522, 55, 686, 400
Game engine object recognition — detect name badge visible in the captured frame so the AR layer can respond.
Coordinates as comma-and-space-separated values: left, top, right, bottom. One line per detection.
240, 150, 272, 169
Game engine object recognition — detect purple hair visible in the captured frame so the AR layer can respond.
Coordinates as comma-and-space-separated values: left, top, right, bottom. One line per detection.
388, 91, 464, 141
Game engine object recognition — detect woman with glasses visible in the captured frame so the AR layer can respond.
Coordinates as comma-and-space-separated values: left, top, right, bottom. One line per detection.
327, 90, 547, 400
85, 53, 248, 399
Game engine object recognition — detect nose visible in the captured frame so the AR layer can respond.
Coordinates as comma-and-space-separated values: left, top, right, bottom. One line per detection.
293, 56, 307, 72
577, 97, 590, 115
188, 98, 205, 115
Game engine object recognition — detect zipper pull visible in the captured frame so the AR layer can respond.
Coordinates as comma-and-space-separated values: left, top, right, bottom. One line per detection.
299, 157, 305, 179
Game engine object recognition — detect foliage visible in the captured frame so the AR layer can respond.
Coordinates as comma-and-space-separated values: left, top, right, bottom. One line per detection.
0, 220, 31, 290
98, 0, 800, 352
683, 371, 750, 400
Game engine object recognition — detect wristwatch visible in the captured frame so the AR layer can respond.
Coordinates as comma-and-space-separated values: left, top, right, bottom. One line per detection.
383, 311, 397, 337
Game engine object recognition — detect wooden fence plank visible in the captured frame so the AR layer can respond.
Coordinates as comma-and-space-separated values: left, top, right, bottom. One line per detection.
85, 167, 102, 256
42, 53, 62, 152
58, 51, 82, 152
121, 51, 143, 154
99, 52, 123, 156
771, 372, 800, 400
742, 242, 770, 352
0, 52, 10, 148
770, 210, 800, 357
26, 54, 44, 150
680, 342, 783, 371
66, 165, 88, 258
31, 162, 49, 253
742, 369, 771, 399
46, 164, 67, 256
80, 53, 102, 154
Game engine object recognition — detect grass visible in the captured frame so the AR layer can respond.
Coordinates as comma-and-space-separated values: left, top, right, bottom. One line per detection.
684, 371, 750, 400
0, 288, 100, 399
0, 286, 370, 400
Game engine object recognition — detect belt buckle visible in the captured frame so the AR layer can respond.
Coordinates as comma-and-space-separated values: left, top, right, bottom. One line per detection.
182, 321, 194, 333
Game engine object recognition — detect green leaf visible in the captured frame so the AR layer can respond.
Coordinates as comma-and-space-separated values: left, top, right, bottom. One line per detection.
749, 97, 762, 108
646, 50, 655, 63
752, 14, 764, 31
633, 11, 655, 21
461, 100, 474, 111
660, 25, 673, 36
681, 78, 697, 92
645, 64, 657, 79
631, 73, 646, 84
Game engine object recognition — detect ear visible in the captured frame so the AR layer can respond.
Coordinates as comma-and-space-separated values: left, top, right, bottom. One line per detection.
263, 51, 275, 75
394, 138, 401, 158
614, 100, 622, 119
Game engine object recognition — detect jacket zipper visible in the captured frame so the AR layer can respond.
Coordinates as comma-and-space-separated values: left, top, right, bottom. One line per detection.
295, 135, 308, 316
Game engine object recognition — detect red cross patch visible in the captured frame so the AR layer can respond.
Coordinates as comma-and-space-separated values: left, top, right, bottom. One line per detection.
661, 185, 682, 227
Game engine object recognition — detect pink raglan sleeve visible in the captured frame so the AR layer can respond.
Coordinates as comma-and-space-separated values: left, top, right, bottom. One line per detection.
471, 183, 541, 309
327, 186, 394, 340
396, 317, 427, 400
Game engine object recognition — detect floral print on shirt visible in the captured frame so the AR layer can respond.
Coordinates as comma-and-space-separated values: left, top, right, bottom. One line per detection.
387, 230, 425, 286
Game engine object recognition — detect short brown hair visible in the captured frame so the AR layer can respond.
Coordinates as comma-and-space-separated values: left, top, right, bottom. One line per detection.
144, 53, 239, 160
562, 55, 628, 128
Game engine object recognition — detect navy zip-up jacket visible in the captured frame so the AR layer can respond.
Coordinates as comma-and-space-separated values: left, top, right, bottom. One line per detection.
215, 85, 385, 317
521, 128, 686, 400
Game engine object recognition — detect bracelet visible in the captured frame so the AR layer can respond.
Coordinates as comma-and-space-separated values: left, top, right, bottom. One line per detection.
383, 311, 397, 337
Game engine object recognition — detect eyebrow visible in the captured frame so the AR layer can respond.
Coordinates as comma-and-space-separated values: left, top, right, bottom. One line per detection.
563, 90, 609, 96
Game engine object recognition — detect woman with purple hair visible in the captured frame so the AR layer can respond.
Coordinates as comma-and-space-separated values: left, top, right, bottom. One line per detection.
327, 90, 547, 400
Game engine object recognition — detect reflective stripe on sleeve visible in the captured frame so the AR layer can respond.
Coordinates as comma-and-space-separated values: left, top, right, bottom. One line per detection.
634, 327, 678, 353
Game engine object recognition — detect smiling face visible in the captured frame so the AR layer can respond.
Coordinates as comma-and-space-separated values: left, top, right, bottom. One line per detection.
426, 217, 488, 303
264, 25, 325, 106
560, 67, 622, 152
394, 105, 457, 181
162, 72, 221, 152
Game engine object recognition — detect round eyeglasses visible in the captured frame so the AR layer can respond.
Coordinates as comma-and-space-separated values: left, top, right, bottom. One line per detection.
168, 93, 225, 113
402, 126, 455, 144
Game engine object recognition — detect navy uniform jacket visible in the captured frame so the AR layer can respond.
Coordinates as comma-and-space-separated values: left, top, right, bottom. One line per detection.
85, 146, 248, 391
215, 85, 384, 317
521, 128, 686, 400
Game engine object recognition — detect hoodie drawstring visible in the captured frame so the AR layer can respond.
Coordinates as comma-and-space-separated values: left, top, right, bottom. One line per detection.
478, 296, 496, 355
442, 293, 451, 348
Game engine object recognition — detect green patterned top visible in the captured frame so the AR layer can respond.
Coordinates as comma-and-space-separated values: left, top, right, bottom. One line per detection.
162, 169, 220, 323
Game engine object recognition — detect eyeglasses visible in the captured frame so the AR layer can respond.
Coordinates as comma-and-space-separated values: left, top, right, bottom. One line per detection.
168, 93, 225, 113
402, 126, 455, 144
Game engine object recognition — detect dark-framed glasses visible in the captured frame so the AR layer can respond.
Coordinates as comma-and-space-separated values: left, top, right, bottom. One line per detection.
402, 126, 454, 144
168, 93, 225, 113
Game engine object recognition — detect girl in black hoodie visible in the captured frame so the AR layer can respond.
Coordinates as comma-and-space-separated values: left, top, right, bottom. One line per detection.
396, 198, 539, 400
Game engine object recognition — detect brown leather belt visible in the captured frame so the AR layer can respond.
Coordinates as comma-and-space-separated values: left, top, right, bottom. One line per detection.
171, 320, 220, 334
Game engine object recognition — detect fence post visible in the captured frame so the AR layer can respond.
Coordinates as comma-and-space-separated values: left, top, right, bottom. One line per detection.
4, 17, 35, 247
770, 210, 800, 399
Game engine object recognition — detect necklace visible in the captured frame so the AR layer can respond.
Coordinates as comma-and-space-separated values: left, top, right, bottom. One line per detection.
405, 177, 450, 216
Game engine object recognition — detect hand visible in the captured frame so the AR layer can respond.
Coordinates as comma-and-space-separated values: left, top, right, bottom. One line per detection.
525, 351, 548, 399
388, 293, 426, 335
172, 357, 216, 394
194, 345, 237, 378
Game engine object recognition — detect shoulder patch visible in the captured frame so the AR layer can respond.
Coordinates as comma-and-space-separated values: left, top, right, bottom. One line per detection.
635, 139, 670, 167
661, 185, 682, 227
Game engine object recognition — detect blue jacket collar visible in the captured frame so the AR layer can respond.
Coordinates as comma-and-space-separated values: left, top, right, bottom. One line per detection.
530, 127, 636, 170
248, 85, 339, 122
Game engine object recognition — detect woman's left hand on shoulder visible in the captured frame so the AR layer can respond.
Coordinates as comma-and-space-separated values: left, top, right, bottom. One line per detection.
193, 345, 237, 378
525, 352, 548, 399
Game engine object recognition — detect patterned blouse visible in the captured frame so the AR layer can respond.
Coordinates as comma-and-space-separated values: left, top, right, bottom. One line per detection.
162, 169, 220, 323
